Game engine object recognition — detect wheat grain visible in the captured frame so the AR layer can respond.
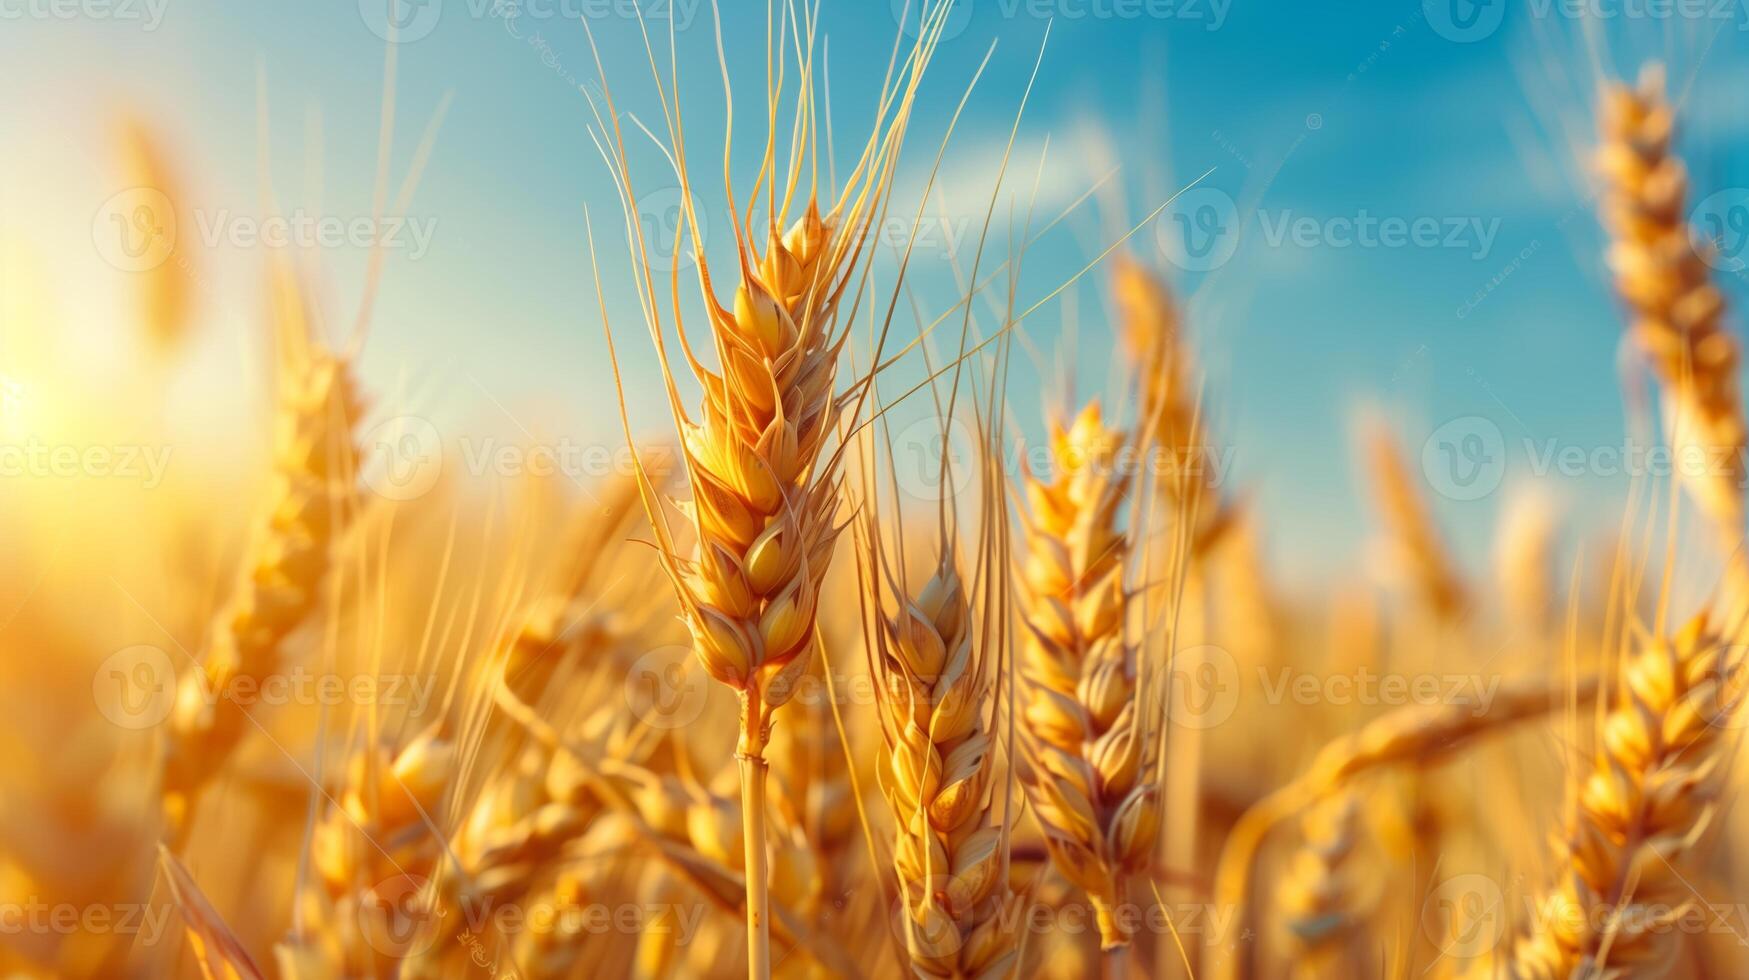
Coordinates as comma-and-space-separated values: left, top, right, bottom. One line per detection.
1276, 791, 1366, 977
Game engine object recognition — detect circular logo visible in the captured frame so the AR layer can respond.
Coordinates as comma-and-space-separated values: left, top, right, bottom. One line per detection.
359, 0, 442, 42
891, 0, 975, 41
93, 188, 176, 273
93, 645, 177, 729
359, 874, 443, 959
1420, 416, 1506, 501
361, 416, 443, 501
1167, 644, 1240, 730
1424, 0, 1504, 42
623, 644, 712, 729
890, 414, 978, 503
635, 187, 708, 274
1689, 188, 1749, 274
889, 880, 965, 961
1421, 873, 1506, 961
1156, 187, 1241, 273
1704, 646, 1749, 731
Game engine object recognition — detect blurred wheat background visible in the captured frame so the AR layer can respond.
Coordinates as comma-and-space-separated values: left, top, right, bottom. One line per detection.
4, 1, 1749, 978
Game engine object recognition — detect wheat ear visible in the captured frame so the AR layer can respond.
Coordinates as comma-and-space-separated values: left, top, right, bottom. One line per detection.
1361, 416, 1468, 623
162, 269, 363, 842
1506, 613, 1739, 977
1111, 252, 1233, 555
864, 549, 1016, 979
1598, 64, 1747, 544
1275, 791, 1366, 977
584, 6, 949, 974
1016, 402, 1161, 951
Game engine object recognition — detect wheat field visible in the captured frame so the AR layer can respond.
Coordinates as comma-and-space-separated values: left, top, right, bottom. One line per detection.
4, 2, 1749, 979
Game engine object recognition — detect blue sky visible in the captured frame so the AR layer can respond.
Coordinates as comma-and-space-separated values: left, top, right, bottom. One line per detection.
3, 0, 1747, 586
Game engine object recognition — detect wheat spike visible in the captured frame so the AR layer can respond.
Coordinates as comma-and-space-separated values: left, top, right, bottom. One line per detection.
1016, 401, 1161, 951
118, 118, 193, 352
1111, 253, 1233, 556
1506, 613, 1739, 978
867, 551, 1016, 979
1276, 791, 1366, 976
1361, 416, 1468, 623
162, 269, 364, 841
587, 7, 949, 975
1598, 64, 1747, 542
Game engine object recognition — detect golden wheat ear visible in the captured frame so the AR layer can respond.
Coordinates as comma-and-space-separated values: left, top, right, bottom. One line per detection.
1504, 612, 1741, 977
1597, 63, 1747, 549
160, 264, 366, 845
1010, 399, 1165, 955
584, 3, 959, 976
851, 382, 1020, 978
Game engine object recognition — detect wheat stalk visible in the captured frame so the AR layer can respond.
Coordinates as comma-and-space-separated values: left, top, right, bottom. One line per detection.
1598, 64, 1747, 545
1505, 612, 1739, 978
1015, 401, 1161, 952
161, 269, 364, 843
